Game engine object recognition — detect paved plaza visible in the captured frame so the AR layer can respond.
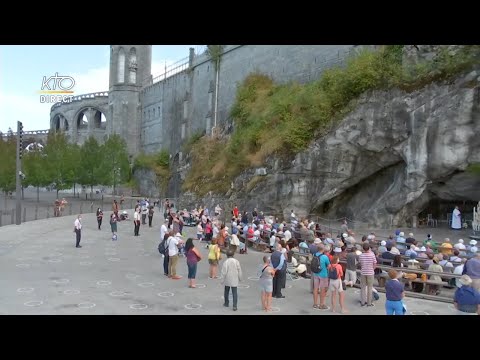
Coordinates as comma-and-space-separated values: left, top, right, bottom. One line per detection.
0, 211, 459, 315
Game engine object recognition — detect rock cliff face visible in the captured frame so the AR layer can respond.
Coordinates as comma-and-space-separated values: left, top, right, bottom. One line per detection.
175, 68, 480, 228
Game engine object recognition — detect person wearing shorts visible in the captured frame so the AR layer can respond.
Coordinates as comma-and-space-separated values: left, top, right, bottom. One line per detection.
208, 238, 221, 279
328, 255, 348, 313
259, 256, 275, 312
312, 244, 330, 310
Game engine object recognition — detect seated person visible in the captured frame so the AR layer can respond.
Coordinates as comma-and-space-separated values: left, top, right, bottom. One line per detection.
454, 275, 480, 315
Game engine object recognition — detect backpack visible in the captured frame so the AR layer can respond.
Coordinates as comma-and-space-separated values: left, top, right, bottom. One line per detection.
311, 254, 323, 273
158, 235, 170, 255
328, 264, 339, 280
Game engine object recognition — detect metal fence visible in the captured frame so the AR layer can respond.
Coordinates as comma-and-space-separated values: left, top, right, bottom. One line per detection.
150, 57, 190, 85
0, 198, 146, 227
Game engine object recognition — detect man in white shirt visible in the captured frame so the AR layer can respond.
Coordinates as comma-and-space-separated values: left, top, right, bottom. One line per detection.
141, 200, 149, 225
168, 233, 183, 279
133, 207, 141, 236
454, 258, 467, 288
160, 219, 168, 241
74, 214, 82, 248
284, 229, 292, 242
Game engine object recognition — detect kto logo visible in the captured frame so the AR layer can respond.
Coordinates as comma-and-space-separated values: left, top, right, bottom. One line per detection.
38, 73, 76, 103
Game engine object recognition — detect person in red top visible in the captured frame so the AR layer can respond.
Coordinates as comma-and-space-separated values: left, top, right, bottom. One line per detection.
328, 255, 347, 313
247, 226, 255, 239
233, 205, 239, 219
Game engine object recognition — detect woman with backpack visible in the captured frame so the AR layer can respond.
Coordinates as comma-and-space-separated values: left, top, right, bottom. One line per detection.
328, 256, 348, 313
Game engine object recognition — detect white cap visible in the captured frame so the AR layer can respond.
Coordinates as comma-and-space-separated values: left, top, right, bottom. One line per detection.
380, 241, 386, 246
314, 238, 322, 244
399, 232, 405, 237
342, 233, 348, 238
470, 240, 478, 246
333, 247, 342, 253
458, 239, 464, 244
419, 246, 426, 252
367, 235, 373, 240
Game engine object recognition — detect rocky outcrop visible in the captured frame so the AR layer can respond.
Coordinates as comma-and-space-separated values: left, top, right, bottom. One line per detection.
175, 68, 480, 228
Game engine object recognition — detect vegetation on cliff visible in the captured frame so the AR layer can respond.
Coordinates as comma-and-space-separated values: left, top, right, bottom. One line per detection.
134, 150, 171, 193
184, 45, 480, 196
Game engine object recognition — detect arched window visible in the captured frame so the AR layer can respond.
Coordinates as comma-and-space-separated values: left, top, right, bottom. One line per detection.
117, 48, 125, 83
129, 47, 137, 84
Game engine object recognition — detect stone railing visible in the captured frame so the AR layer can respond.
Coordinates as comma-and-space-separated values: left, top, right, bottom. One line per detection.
50, 91, 109, 111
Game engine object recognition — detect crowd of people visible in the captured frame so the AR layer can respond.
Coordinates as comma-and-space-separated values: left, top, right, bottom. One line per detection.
72, 199, 480, 315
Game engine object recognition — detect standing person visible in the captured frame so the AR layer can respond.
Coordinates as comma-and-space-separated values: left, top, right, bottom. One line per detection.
160, 219, 169, 242
452, 206, 462, 230
328, 255, 348, 313
196, 221, 204, 241
312, 244, 330, 309
232, 205, 239, 219
208, 238, 221, 279
162, 231, 172, 276
215, 204, 222, 217
74, 214, 82, 248
221, 249, 243, 311
271, 243, 287, 299
185, 238, 202, 288
359, 242, 377, 307
345, 247, 358, 287
141, 199, 148, 225
112, 200, 119, 219
133, 206, 141, 236
96, 208, 103, 230
168, 233, 184, 280
385, 269, 405, 315
110, 213, 118, 240
148, 206, 154, 228
259, 256, 275, 312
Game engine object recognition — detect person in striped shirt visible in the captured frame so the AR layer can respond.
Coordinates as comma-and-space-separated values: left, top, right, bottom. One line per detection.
359, 242, 377, 307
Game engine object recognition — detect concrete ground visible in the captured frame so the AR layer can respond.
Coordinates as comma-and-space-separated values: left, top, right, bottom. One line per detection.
0, 211, 461, 315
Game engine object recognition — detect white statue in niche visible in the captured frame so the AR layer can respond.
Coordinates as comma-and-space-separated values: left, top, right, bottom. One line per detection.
129, 60, 137, 71
473, 201, 480, 232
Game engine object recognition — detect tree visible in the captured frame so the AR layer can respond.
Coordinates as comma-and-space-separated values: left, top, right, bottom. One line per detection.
100, 134, 130, 195
78, 136, 103, 199
70, 144, 81, 198
43, 131, 75, 198
23, 143, 49, 202
0, 136, 16, 209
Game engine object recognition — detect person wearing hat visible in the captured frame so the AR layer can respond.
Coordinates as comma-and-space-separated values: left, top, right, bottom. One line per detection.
378, 241, 387, 255
453, 275, 480, 314
468, 240, 478, 255
464, 252, 480, 291
454, 239, 466, 253
417, 246, 428, 259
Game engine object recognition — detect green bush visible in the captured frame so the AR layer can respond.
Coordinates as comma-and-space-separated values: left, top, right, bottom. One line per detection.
184, 45, 480, 196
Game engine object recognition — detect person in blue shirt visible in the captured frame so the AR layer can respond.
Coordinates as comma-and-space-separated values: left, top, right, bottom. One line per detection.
385, 269, 405, 315
454, 275, 480, 315
312, 244, 330, 310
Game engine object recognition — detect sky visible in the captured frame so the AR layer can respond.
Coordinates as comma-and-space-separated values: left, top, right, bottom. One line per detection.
0, 45, 201, 133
